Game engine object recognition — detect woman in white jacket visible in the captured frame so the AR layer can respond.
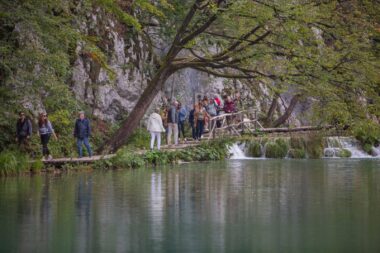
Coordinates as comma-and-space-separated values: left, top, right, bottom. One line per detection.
147, 108, 166, 150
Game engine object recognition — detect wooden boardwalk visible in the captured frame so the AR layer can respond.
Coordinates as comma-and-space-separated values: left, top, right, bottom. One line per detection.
42, 109, 332, 166
43, 142, 202, 166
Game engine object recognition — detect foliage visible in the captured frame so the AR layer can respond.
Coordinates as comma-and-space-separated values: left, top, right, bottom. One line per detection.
0, 150, 31, 176
126, 128, 151, 149
111, 147, 146, 169
246, 140, 262, 157
288, 148, 306, 159
304, 133, 324, 159
352, 120, 380, 153
98, 139, 232, 170
265, 139, 288, 158
337, 149, 352, 158
31, 159, 44, 173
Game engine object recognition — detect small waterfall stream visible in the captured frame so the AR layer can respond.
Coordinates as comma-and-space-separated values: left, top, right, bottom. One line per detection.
324, 137, 373, 158
228, 143, 249, 159
228, 136, 379, 160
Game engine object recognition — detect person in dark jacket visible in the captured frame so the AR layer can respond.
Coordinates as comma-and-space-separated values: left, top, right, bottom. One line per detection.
74, 111, 92, 158
188, 105, 196, 140
16, 111, 32, 148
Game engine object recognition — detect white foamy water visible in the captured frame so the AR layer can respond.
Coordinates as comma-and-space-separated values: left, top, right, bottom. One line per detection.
229, 144, 251, 160
325, 137, 372, 158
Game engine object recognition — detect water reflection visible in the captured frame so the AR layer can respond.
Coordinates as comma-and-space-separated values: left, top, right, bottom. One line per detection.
0, 159, 380, 252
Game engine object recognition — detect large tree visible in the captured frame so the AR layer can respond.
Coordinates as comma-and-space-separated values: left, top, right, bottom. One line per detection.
98, 0, 379, 152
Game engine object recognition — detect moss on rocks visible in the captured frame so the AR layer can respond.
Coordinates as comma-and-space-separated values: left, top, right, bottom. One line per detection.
265, 139, 288, 158
288, 148, 306, 159
305, 134, 324, 158
247, 141, 262, 157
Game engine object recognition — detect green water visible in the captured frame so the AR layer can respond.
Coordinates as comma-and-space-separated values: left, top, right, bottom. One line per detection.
0, 159, 380, 253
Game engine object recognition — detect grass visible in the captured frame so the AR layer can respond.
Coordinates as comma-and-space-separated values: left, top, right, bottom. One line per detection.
0, 150, 31, 176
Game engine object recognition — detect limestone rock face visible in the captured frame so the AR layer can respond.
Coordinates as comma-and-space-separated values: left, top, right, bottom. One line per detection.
69, 9, 309, 125
71, 9, 151, 121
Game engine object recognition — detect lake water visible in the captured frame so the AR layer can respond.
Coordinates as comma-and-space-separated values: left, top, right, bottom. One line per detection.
1, 159, 380, 252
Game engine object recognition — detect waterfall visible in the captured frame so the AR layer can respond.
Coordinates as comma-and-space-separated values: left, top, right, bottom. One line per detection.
324, 136, 372, 158
229, 143, 250, 159
371, 146, 380, 157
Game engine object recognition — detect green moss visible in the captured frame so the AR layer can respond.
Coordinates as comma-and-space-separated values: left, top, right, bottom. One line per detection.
265, 139, 288, 158
337, 149, 352, 158
352, 120, 380, 154
288, 148, 306, 159
305, 134, 324, 159
247, 141, 262, 157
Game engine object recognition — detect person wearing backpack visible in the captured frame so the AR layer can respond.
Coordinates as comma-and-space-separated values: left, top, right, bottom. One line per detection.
74, 111, 92, 158
16, 111, 32, 149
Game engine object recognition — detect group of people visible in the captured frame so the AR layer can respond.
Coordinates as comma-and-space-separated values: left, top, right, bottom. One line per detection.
147, 94, 238, 150
16, 111, 92, 160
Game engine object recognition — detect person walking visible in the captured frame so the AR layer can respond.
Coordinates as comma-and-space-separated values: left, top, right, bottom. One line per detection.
16, 111, 32, 150
194, 103, 209, 140
167, 100, 179, 146
177, 102, 187, 143
205, 98, 218, 132
74, 111, 92, 158
147, 108, 166, 150
188, 104, 196, 140
38, 113, 57, 160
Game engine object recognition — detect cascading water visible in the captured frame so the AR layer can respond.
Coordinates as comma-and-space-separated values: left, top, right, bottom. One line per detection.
324, 136, 372, 158
228, 143, 250, 159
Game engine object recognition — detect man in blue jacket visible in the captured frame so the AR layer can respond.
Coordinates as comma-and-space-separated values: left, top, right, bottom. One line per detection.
74, 111, 92, 158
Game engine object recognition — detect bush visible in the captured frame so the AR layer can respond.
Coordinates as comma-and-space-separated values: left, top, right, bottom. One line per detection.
265, 139, 288, 158
288, 148, 306, 159
246, 141, 262, 157
111, 147, 145, 169
31, 159, 44, 173
0, 150, 31, 176
304, 134, 324, 158
337, 148, 352, 158
352, 121, 380, 154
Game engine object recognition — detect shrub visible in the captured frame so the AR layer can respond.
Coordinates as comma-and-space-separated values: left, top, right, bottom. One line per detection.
246, 141, 262, 157
111, 148, 145, 169
288, 148, 306, 159
304, 133, 324, 158
265, 139, 288, 158
31, 160, 44, 173
337, 149, 352, 158
0, 150, 31, 176
352, 121, 380, 154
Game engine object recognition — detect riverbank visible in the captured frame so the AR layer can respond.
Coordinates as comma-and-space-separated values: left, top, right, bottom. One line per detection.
0, 139, 233, 177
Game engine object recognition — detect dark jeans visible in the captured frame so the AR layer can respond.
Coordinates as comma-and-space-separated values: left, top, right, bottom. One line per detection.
196, 120, 205, 139
178, 121, 185, 138
40, 134, 50, 156
191, 124, 196, 140
77, 137, 92, 158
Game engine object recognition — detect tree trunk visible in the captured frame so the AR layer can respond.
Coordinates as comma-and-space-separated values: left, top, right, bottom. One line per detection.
264, 96, 278, 126
100, 67, 173, 153
271, 94, 301, 127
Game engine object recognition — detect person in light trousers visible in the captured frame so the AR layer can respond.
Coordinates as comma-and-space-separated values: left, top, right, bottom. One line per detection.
147, 108, 166, 150
167, 100, 179, 146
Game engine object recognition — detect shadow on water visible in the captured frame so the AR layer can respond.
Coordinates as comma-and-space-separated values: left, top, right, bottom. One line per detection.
0, 159, 380, 253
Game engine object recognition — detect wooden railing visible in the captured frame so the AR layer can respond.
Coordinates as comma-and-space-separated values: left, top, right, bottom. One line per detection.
206, 109, 263, 139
